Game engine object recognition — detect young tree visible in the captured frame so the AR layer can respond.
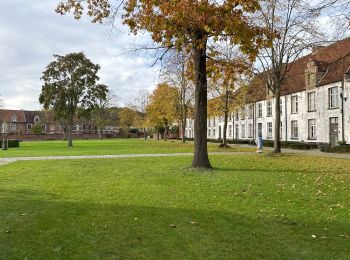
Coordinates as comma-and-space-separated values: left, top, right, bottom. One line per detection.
134, 89, 150, 140
253, 0, 322, 153
146, 83, 179, 140
161, 50, 194, 143
56, 0, 269, 168
91, 90, 118, 139
119, 107, 139, 129
207, 44, 250, 147
40, 52, 108, 147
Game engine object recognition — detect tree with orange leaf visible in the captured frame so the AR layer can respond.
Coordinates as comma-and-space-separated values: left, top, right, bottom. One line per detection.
56, 0, 269, 168
146, 83, 179, 140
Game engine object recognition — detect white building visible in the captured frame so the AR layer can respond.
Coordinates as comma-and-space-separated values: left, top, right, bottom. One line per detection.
185, 38, 350, 146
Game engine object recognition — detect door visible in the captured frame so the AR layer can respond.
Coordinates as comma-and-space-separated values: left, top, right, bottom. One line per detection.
219, 126, 222, 140
329, 117, 339, 147
258, 123, 263, 138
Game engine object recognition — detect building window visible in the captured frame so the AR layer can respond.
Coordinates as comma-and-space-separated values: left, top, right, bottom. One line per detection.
291, 96, 298, 113
235, 112, 239, 121
308, 92, 316, 111
42, 124, 46, 131
213, 128, 216, 137
241, 124, 246, 138
258, 103, 263, 118
208, 119, 211, 127
291, 120, 298, 139
12, 114, 17, 122
329, 86, 339, 108
248, 104, 254, 119
235, 124, 239, 139
240, 108, 246, 120
27, 124, 32, 131
34, 116, 40, 123
248, 124, 253, 138
208, 129, 211, 137
213, 118, 216, 127
228, 125, 232, 136
258, 123, 263, 137
50, 125, 55, 131
280, 99, 283, 115
267, 122, 273, 139
308, 119, 316, 140
267, 101, 272, 117
280, 122, 283, 139
57, 125, 62, 131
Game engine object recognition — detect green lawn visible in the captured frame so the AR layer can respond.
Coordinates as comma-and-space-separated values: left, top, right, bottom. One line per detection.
0, 139, 253, 158
0, 154, 349, 259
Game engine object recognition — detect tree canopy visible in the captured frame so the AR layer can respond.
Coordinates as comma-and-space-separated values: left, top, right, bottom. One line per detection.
40, 52, 108, 146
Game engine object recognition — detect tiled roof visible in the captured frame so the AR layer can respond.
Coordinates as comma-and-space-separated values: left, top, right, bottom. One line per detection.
0, 109, 26, 123
247, 37, 350, 102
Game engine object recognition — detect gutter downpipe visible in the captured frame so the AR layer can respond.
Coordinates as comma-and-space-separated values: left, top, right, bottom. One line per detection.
341, 75, 345, 143
285, 95, 288, 141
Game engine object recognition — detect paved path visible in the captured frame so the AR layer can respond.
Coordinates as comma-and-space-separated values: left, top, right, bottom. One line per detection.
0, 152, 248, 167
1, 148, 350, 167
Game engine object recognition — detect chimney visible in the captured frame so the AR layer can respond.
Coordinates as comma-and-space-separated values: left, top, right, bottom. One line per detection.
312, 45, 325, 54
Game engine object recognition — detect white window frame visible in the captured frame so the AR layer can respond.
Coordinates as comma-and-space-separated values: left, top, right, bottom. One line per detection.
329, 86, 339, 108
291, 120, 298, 139
291, 95, 298, 114
307, 92, 316, 111
258, 103, 263, 118
267, 122, 273, 139
248, 104, 254, 119
308, 119, 316, 140
267, 101, 272, 117
241, 124, 246, 138
248, 124, 253, 138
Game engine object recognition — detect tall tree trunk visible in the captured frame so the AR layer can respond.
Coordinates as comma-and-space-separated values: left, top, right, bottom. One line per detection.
181, 118, 186, 143
67, 125, 73, 147
274, 89, 281, 153
164, 122, 168, 141
67, 116, 73, 147
223, 110, 228, 147
156, 127, 159, 140
144, 127, 147, 140
191, 34, 211, 169
98, 127, 103, 139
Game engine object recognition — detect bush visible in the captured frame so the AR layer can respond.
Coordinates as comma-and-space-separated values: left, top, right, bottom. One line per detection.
31, 124, 43, 135
0, 139, 20, 148
320, 144, 350, 153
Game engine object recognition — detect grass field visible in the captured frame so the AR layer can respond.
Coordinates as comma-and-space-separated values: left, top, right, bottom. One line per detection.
0, 153, 349, 259
0, 139, 254, 158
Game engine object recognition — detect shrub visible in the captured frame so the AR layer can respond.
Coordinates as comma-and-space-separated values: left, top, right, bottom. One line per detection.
320, 144, 350, 153
0, 139, 20, 148
31, 124, 43, 135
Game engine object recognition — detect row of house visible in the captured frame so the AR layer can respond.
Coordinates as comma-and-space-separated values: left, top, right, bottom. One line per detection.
0, 109, 99, 138
185, 37, 350, 146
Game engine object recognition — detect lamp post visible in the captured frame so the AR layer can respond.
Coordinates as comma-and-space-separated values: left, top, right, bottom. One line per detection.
2, 121, 9, 150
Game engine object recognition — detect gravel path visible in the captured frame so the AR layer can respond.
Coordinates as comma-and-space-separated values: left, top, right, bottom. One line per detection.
0, 152, 247, 167
1, 148, 350, 167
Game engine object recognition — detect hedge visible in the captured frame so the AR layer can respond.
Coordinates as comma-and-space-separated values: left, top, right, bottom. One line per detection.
320, 144, 350, 153
184, 138, 318, 150
0, 139, 20, 148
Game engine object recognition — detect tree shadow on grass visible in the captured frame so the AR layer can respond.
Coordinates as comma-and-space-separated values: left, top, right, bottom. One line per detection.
0, 188, 348, 260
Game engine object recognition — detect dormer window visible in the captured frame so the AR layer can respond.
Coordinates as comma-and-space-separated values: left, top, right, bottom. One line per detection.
34, 116, 40, 123
12, 114, 17, 122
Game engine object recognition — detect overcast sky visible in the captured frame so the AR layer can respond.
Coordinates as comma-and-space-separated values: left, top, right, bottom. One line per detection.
0, 0, 159, 110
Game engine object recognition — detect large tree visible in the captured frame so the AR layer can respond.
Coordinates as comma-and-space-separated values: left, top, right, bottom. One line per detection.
40, 52, 108, 147
56, 0, 268, 168
254, 0, 322, 153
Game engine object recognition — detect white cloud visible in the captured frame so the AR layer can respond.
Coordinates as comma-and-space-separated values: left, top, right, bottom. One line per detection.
0, 0, 159, 110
